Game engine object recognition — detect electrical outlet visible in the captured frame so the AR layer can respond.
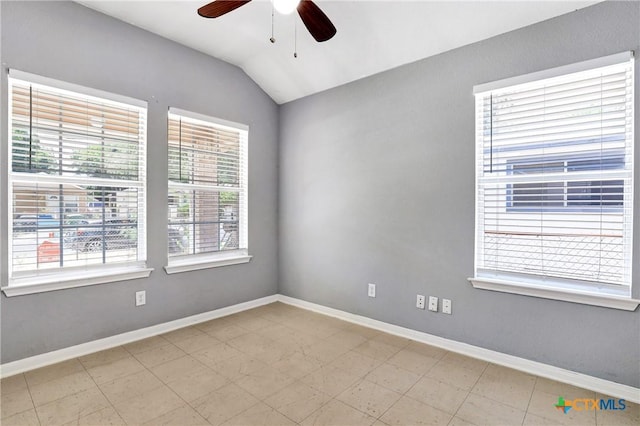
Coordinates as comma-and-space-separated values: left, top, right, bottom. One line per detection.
135, 290, 146, 306
442, 298, 452, 314
428, 296, 438, 312
368, 283, 376, 298
416, 294, 425, 309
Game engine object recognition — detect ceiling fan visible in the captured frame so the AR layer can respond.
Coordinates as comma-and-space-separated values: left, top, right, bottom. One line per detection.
198, 0, 337, 42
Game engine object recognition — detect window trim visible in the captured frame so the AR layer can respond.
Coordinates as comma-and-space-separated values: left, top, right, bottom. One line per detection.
164, 251, 252, 275
2, 266, 154, 297
468, 277, 640, 311
470, 52, 636, 309
4, 70, 149, 294
165, 107, 249, 273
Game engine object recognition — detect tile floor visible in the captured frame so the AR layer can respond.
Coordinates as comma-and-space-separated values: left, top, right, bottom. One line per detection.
1, 302, 637, 425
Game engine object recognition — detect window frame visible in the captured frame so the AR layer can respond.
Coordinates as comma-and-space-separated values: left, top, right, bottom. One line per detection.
2, 70, 152, 297
469, 52, 639, 311
164, 107, 250, 274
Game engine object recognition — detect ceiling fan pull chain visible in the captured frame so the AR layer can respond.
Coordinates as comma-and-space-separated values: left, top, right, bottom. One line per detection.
293, 19, 298, 58
270, 4, 276, 43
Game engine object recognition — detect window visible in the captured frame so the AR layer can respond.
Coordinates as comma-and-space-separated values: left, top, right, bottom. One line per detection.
165, 108, 249, 273
507, 152, 625, 211
4, 70, 150, 295
471, 52, 637, 310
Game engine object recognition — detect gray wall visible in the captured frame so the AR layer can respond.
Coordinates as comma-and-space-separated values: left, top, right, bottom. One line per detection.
279, 1, 640, 387
0, 1, 279, 363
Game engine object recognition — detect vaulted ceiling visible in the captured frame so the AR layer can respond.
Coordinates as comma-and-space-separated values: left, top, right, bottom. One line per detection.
77, 1, 599, 104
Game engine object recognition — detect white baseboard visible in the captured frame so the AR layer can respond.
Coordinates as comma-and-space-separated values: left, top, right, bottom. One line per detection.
277, 295, 640, 404
1, 292, 638, 405
0, 295, 278, 379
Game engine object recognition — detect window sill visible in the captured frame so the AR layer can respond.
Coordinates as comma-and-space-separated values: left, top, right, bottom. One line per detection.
164, 253, 252, 274
2, 266, 154, 297
468, 277, 640, 311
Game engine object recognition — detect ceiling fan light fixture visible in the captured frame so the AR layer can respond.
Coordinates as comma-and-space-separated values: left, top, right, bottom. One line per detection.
272, 0, 300, 15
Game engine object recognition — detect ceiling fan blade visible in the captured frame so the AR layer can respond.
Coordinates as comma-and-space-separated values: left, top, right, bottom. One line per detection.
297, 0, 336, 42
198, 0, 252, 18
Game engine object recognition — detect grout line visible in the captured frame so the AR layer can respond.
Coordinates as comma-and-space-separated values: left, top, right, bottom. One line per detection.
522, 376, 538, 425
22, 373, 43, 426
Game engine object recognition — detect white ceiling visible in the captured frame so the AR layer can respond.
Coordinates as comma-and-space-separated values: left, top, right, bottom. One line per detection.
77, 0, 599, 104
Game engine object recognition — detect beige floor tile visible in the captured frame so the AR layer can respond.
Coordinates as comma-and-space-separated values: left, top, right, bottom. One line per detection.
64, 407, 125, 425
194, 317, 231, 334
112, 385, 183, 424
596, 405, 640, 425
456, 393, 526, 426
353, 340, 401, 361
300, 399, 376, 426
471, 364, 536, 411
336, 379, 402, 418
236, 365, 296, 400
25, 359, 85, 387
193, 383, 259, 426
290, 322, 341, 340
122, 335, 171, 355
264, 381, 332, 423
29, 371, 96, 407
1, 374, 28, 395
222, 402, 297, 426
439, 353, 488, 374
405, 341, 448, 359
257, 323, 299, 341
85, 356, 145, 384
161, 326, 207, 343
272, 351, 324, 379
447, 416, 477, 426
1, 388, 34, 419
386, 348, 440, 375
35, 387, 110, 426
133, 343, 186, 368
227, 332, 276, 355
524, 412, 569, 425
233, 315, 276, 332
340, 323, 381, 340
253, 341, 298, 365
364, 362, 421, 394
149, 354, 206, 383
380, 395, 452, 426
173, 334, 221, 354
370, 333, 411, 349
535, 377, 596, 400
302, 341, 351, 364
205, 324, 252, 341
78, 347, 130, 369
301, 365, 362, 397
426, 360, 483, 391
1, 408, 40, 426
166, 366, 229, 402
329, 351, 382, 377
98, 369, 164, 406
406, 376, 468, 415
277, 329, 320, 348
143, 404, 209, 425
210, 353, 268, 381
192, 343, 244, 368
324, 330, 368, 350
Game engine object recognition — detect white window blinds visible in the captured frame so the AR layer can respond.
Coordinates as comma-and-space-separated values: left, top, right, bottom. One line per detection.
8, 71, 147, 280
167, 108, 248, 258
474, 53, 634, 290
